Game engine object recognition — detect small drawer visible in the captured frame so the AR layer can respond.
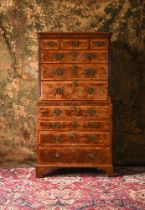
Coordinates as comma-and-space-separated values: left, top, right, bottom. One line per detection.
41, 64, 108, 80
38, 119, 110, 131
60, 39, 89, 50
38, 105, 111, 120
38, 131, 111, 145
41, 81, 108, 101
38, 147, 111, 165
40, 39, 59, 49
90, 39, 108, 50
41, 50, 108, 63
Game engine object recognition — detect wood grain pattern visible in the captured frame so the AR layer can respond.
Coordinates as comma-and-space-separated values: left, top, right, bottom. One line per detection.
36, 32, 113, 177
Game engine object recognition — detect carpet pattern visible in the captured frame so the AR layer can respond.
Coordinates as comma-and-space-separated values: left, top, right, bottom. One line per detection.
0, 167, 145, 209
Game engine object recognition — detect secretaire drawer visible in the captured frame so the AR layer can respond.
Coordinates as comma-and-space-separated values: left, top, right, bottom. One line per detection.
41, 81, 108, 101
40, 39, 59, 49
38, 119, 110, 131
90, 39, 108, 50
60, 39, 89, 49
38, 147, 111, 165
41, 50, 108, 63
41, 64, 108, 80
38, 131, 111, 145
38, 105, 111, 120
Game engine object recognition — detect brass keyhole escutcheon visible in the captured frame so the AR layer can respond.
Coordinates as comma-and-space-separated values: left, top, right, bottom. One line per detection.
54, 53, 63, 60
54, 152, 60, 159
85, 68, 96, 77
86, 87, 95, 94
72, 120, 78, 128
71, 65, 78, 75
88, 152, 95, 159
54, 68, 63, 76
52, 135, 62, 142
70, 133, 77, 141
71, 51, 78, 57
72, 81, 78, 88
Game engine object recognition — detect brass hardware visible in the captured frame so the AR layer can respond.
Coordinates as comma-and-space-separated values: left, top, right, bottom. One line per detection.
47, 41, 54, 46
52, 135, 62, 142
55, 87, 64, 95
87, 122, 98, 129
54, 152, 60, 158
71, 41, 80, 47
71, 106, 78, 112
71, 81, 78, 88
88, 152, 95, 158
70, 133, 77, 140
71, 51, 78, 57
86, 87, 95, 94
54, 53, 63, 60
87, 135, 96, 141
85, 68, 95, 77
87, 108, 96, 116
54, 68, 63, 76
53, 108, 62, 116
96, 41, 104, 46
72, 120, 78, 128
53, 122, 61, 129
86, 53, 95, 60
71, 65, 78, 74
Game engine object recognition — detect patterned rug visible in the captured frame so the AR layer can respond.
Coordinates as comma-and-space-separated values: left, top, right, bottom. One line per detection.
0, 167, 145, 210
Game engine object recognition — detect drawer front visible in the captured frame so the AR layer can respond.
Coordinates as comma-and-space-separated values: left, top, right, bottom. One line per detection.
38, 131, 110, 145
38, 120, 110, 131
40, 39, 59, 49
41, 64, 108, 80
41, 50, 108, 63
90, 39, 108, 50
60, 39, 89, 49
39, 147, 111, 165
41, 81, 108, 101
38, 105, 111, 120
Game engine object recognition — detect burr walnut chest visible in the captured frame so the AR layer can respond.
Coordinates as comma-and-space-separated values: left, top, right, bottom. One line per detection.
36, 32, 113, 177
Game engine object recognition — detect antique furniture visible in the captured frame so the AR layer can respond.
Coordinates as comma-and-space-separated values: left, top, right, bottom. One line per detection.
36, 32, 113, 177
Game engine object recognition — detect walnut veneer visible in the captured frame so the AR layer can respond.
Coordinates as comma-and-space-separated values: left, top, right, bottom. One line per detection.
36, 32, 113, 177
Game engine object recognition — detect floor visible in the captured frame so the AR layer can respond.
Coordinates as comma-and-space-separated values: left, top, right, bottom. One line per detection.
0, 167, 145, 210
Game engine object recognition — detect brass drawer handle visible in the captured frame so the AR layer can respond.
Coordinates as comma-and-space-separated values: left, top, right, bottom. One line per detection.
72, 120, 78, 128
55, 87, 64, 95
87, 122, 97, 129
85, 68, 95, 77
87, 108, 96, 116
52, 135, 62, 142
96, 41, 104, 46
54, 53, 63, 60
47, 41, 55, 46
86, 53, 95, 60
53, 108, 62, 116
86, 87, 95, 94
87, 135, 97, 141
54, 68, 63, 76
54, 152, 60, 159
53, 122, 61, 129
71, 41, 80, 47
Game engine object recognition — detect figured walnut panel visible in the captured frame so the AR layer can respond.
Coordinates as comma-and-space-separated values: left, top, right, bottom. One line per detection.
41, 64, 108, 80
41, 81, 108, 101
38, 131, 110, 145
41, 50, 108, 63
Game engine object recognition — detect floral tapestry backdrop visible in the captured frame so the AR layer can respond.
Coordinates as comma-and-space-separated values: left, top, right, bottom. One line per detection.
0, 0, 145, 167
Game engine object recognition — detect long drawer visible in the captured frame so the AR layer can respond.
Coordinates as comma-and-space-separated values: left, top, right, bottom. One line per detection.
41, 50, 108, 63
38, 147, 111, 165
38, 119, 110, 131
38, 131, 110, 145
41, 63, 108, 80
37, 105, 111, 120
41, 81, 108, 101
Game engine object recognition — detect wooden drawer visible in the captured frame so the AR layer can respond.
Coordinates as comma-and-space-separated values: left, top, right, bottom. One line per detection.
60, 39, 89, 49
41, 81, 108, 101
41, 64, 108, 80
38, 147, 111, 165
40, 39, 59, 49
38, 105, 111, 120
38, 119, 110, 131
41, 50, 108, 63
90, 39, 108, 50
38, 131, 110, 145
